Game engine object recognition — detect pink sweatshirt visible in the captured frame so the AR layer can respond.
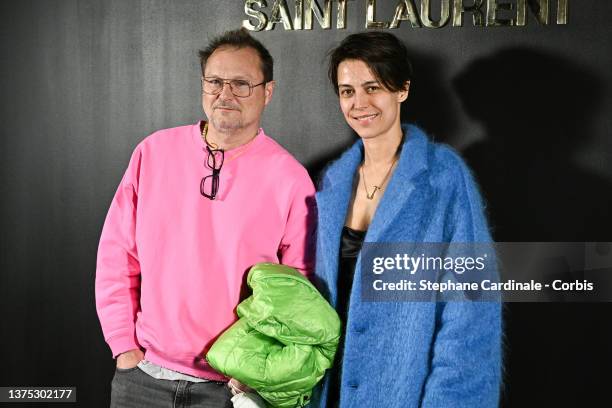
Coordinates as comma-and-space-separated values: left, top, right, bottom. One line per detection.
95, 122, 316, 381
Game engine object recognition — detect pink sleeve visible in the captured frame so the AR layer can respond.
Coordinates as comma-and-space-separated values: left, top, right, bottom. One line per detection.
95, 147, 143, 358
278, 172, 317, 279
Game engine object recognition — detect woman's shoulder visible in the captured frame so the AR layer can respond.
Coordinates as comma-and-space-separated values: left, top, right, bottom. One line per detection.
318, 139, 362, 189
404, 125, 475, 188
430, 143, 468, 175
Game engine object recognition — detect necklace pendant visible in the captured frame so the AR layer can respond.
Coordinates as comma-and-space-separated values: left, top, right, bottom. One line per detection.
366, 186, 380, 200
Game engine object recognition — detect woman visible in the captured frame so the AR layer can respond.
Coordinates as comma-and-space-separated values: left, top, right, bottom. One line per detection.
313, 32, 501, 407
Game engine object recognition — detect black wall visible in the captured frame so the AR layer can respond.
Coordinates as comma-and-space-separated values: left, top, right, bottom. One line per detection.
1, 1, 611, 407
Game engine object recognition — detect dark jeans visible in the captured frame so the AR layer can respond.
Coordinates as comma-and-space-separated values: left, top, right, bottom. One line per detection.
110, 366, 233, 408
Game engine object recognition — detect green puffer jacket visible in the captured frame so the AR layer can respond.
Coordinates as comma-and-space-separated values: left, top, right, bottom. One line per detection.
206, 263, 341, 408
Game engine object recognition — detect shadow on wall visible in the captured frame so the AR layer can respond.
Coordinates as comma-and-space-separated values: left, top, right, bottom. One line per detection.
453, 48, 612, 408
402, 48, 458, 143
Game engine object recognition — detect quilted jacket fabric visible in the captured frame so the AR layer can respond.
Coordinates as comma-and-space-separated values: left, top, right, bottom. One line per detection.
207, 263, 341, 407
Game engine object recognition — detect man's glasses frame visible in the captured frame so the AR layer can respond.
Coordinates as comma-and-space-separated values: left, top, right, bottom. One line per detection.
202, 77, 265, 98
200, 145, 224, 200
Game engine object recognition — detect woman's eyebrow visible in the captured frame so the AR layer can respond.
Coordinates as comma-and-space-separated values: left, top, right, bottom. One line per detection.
361, 80, 380, 86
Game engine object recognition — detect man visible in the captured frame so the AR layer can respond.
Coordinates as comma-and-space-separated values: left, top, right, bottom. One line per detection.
96, 28, 316, 407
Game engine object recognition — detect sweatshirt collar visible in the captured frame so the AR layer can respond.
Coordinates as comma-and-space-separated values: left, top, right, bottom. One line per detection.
191, 120, 266, 159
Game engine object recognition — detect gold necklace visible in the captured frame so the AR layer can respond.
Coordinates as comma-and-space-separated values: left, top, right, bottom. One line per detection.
200, 122, 255, 164
201, 122, 218, 149
361, 156, 398, 200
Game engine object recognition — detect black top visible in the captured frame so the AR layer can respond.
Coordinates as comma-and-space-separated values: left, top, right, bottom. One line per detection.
336, 226, 367, 323
327, 225, 367, 407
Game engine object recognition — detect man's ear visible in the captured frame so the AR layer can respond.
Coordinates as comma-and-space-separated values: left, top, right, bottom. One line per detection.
398, 80, 410, 103
264, 81, 275, 106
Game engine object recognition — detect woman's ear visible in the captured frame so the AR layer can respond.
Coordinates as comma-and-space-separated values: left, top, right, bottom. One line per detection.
398, 81, 410, 103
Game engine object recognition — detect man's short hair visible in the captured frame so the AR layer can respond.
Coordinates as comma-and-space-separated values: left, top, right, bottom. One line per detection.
199, 28, 274, 83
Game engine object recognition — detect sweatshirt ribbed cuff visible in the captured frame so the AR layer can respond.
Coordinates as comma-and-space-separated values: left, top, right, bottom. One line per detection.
107, 333, 140, 358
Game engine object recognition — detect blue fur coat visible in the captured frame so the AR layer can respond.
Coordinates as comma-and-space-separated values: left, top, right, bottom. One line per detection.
312, 125, 501, 408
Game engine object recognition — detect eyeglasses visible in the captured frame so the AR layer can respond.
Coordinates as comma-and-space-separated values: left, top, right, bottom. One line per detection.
200, 145, 224, 200
202, 77, 265, 98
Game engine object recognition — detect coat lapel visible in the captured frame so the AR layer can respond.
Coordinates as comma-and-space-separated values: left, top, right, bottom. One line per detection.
366, 125, 429, 243
316, 142, 362, 306
316, 126, 429, 306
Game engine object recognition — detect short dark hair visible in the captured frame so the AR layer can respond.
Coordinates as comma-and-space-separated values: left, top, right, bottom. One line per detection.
328, 31, 413, 95
199, 28, 274, 83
